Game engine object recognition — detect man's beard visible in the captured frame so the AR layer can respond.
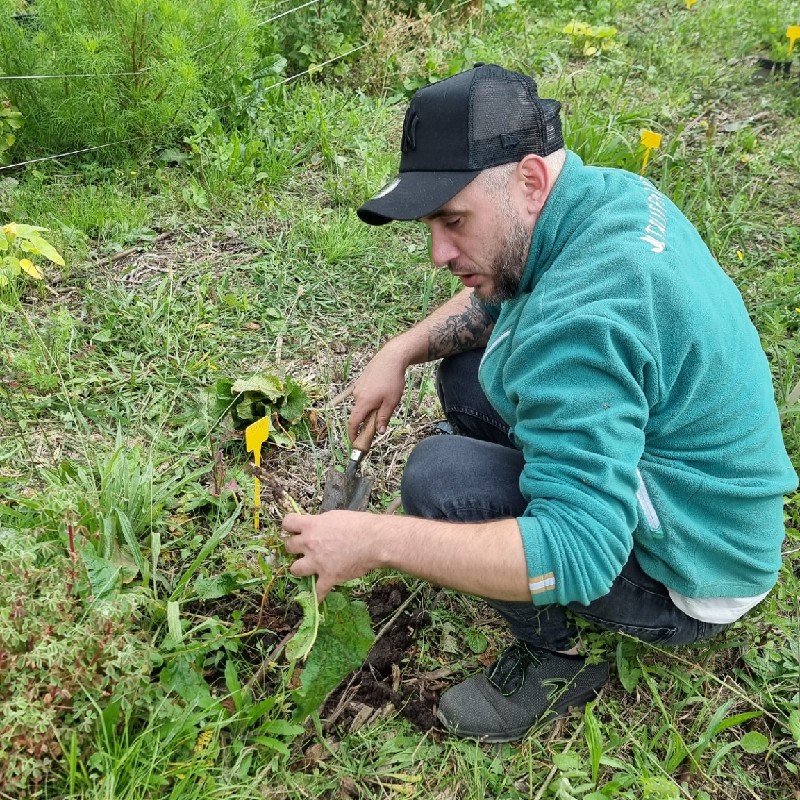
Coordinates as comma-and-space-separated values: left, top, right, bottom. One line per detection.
477, 213, 532, 306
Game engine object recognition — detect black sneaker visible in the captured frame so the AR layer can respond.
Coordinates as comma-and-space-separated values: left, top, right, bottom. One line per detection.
436, 641, 609, 742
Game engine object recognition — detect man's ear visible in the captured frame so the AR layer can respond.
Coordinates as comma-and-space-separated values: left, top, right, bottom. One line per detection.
515, 154, 551, 218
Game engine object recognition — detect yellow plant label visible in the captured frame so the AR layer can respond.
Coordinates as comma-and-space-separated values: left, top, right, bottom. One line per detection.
639, 130, 662, 175
684, 0, 698, 8
640, 130, 662, 150
788, 25, 800, 54
245, 416, 270, 460
245, 416, 270, 530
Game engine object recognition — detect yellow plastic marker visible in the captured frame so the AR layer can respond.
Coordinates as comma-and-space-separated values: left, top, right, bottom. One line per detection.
788, 26, 800, 54
245, 416, 270, 530
684, 0, 697, 8
640, 129, 662, 175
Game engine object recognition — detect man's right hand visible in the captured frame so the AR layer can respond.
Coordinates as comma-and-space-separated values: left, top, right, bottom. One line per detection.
348, 341, 410, 440
345, 289, 493, 442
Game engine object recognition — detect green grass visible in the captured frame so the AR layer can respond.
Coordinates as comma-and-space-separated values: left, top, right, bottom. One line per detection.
1, 0, 800, 796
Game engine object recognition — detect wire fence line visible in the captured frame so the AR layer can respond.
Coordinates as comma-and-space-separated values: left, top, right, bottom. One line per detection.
0, 43, 364, 173
257, 42, 367, 91
256, 0, 321, 27
0, 0, 478, 172
187, 0, 323, 58
0, 139, 144, 172
0, 0, 322, 82
0, 70, 150, 82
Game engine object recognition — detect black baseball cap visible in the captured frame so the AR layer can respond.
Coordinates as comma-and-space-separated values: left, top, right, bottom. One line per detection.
357, 64, 563, 226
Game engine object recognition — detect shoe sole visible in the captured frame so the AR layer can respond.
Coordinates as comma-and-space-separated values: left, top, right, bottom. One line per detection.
436, 683, 603, 743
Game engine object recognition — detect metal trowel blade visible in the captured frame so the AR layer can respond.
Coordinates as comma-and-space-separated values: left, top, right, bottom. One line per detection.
319, 468, 373, 512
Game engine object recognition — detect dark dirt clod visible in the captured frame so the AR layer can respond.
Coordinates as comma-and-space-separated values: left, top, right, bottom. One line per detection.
322, 582, 443, 735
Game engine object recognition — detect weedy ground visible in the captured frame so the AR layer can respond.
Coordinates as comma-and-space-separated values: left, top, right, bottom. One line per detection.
1, 0, 799, 798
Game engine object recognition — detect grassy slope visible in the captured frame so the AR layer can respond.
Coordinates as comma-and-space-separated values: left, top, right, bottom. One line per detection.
1, 0, 799, 797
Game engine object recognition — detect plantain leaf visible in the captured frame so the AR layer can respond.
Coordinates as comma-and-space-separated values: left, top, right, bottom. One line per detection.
615, 640, 642, 693
739, 731, 769, 754
286, 587, 319, 663
291, 590, 375, 721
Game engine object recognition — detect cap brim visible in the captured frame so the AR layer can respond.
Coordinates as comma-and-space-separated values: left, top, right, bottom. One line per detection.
357, 170, 481, 226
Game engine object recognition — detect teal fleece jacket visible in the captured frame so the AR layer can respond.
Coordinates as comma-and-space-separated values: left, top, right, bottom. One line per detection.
479, 152, 798, 606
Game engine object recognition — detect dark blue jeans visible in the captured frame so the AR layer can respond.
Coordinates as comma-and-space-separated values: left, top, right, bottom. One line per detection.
401, 351, 729, 652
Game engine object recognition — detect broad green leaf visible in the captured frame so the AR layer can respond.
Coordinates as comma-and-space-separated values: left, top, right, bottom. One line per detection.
245, 697, 277, 724
279, 378, 310, 423
739, 731, 769, 754
259, 720, 305, 738
82, 547, 121, 599
224, 659, 242, 711
214, 378, 234, 401
160, 654, 214, 708
711, 709, 763, 737
5, 223, 46, 237
269, 429, 295, 448
641, 776, 680, 798
115, 508, 145, 576
291, 590, 375, 721
552, 751, 583, 772
789, 710, 800, 745
232, 393, 259, 422
193, 572, 240, 600
232, 373, 284, 402
465, 628, 488, 654
28, 234, 65, 266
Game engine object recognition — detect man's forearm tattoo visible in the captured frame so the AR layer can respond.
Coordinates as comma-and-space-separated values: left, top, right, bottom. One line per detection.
428, 293, 494, 360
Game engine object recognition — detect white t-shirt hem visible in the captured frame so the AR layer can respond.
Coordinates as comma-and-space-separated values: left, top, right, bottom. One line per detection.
668, 589, 770, 624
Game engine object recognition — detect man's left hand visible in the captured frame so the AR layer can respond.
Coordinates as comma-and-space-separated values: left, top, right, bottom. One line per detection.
282, 511, 380, 600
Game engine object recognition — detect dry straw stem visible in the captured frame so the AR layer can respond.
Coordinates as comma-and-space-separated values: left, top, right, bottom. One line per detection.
246, 462, 307, 516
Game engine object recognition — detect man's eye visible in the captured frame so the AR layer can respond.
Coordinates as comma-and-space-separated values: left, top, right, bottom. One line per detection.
445, 217, 461, 228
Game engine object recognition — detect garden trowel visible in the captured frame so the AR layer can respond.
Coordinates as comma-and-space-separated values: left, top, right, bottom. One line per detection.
319, 410, 378, 512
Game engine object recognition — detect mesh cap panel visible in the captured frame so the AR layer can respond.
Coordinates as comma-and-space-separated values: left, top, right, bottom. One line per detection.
469, 68, 562, 167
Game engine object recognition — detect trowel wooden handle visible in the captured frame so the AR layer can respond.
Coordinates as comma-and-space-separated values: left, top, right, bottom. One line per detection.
352, 410, 378, 454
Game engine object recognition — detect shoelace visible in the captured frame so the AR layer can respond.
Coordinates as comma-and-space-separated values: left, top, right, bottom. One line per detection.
486, 641, 547, 697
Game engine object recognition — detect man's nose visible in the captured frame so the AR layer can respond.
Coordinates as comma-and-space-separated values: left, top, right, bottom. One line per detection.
429, 229, 459, 268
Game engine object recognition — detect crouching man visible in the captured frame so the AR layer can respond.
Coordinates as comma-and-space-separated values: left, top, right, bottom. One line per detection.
283, 64, 798, 742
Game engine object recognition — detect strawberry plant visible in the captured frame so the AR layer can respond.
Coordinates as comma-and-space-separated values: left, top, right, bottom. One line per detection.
214, 372, 309, 447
